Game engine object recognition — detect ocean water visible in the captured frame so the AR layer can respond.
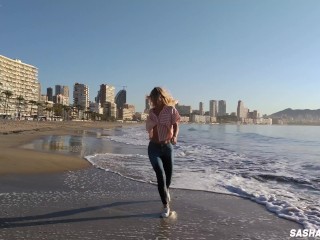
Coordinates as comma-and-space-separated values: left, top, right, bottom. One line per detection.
85, 124, 320, 230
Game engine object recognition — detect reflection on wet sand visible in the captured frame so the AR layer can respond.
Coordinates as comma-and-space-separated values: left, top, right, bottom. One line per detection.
22, 128, 147, 159
37, 135, 84, 156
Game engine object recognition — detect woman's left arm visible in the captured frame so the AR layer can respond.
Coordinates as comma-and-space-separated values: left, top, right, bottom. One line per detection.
171, 122, 179, 145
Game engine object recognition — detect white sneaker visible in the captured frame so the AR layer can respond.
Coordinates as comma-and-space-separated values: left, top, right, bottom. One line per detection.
161, 207, 170, 218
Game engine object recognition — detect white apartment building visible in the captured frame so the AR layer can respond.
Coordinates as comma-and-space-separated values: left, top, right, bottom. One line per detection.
180, 116, 190, 122
73, 83, 89, 110
191, 114, 212, 123
89, 102, 103, 114
122, 104, 135, 120
237, 100, 248, 121
98, 84, 117, 119
54, 94, 69, 106
51, 85, 69, 105
0, 55, 40, 117
62, 86, 69, 105
99, 84, 115, 104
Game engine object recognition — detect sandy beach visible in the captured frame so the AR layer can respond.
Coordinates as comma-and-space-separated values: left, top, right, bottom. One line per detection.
0, 120, 303, 239
0, 120, 123, 175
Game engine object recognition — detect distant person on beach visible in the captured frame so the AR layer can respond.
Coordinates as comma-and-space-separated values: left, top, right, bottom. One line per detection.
146, 87, 181, 218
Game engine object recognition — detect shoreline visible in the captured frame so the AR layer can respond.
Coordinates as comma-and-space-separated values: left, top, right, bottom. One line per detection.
0, 120, 304, 239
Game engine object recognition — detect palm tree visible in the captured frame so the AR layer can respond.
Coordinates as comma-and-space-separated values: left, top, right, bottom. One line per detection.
3, 90, 13, 115
43, 102, 51, 120
70, 106, 76, 120
84, 110, 93, 121
36, 102, 43, 119
91, 112, 97, 121
53, 104, 63, 118
29, 100, 37, 118
97, 113, 103, 121
75, 105, 84, 120
62, 105, 71, 121
16, 95, 25, 119
45, 106, 53, 121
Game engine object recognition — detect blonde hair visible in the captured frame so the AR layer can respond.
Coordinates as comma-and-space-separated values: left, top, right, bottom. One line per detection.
148, 87, 178, 107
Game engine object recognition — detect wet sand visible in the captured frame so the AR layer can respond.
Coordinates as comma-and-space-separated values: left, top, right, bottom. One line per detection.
0, 120, 124, 175
0, 120, 303, 239
0, 169, 302, 240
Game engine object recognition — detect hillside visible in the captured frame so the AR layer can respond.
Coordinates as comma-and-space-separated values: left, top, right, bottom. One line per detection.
270, 108, 320, 123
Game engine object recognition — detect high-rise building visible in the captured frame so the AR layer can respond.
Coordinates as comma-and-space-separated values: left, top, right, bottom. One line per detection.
47, 87, 53, 102
52, 85, 69, 105
209, 100, 218, 117
199, 102, 204, 115
176, 104, 192, 116
95, 90, 101, 104
55, 85, 63, 96
237, 100, 248, 120
62, 86, 69, 98
53, 94, 69, 105
99, 84, 115, 105
218, 100, 226, 116
115, 89, 127, 119
98, 84, 116, 119
0, 55, 40, 116
115, 89, 126, 109
62, 86, 69, 105
73, 83, 89, 110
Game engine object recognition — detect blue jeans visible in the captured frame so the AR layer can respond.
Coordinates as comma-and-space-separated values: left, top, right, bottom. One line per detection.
148, 141, 173, 205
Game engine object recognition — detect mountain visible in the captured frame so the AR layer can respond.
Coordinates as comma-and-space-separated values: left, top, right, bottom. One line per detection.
270, 108, 320, 123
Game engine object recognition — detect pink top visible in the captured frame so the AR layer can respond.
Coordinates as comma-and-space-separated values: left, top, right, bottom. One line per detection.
146, 105, 181, 142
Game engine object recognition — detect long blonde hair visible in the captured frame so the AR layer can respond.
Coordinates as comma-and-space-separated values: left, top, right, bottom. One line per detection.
148, 87, 178, 107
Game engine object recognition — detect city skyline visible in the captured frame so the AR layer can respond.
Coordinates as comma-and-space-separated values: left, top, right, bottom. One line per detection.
0, 53, 313, 123
1, 0, 320, 115
47, 81, 256, 115
0, 53, 308, 117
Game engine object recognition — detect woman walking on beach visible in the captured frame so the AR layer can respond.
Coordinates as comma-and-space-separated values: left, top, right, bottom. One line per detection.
146, 87, 181, 218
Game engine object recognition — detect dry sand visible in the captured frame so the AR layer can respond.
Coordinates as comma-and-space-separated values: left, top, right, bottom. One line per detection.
0, 119, 124, 134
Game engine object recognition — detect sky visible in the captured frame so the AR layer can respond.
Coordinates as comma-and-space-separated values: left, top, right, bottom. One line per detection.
1, 0, 320, 115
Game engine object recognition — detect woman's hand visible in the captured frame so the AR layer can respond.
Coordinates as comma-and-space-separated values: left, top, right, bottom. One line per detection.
171, 136, 177, 145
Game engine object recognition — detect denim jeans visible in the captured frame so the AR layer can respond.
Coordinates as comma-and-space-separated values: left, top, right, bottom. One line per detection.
148, 141, 173, 205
